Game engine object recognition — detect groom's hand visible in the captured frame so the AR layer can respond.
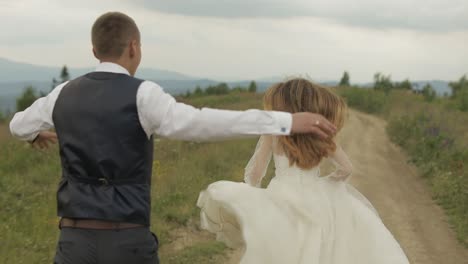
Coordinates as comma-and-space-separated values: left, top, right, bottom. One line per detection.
291, 113, 337, 138
31, 131, 58, 150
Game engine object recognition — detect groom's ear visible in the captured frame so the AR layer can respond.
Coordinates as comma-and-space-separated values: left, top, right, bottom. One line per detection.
129, 40, 138, 58
92, 47, 99, 60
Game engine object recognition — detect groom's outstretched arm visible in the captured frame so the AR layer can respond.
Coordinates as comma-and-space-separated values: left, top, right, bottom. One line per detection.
137, 81, 336, 141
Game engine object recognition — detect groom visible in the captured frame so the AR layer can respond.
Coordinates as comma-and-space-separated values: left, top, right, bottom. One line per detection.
9, 12, 336, 264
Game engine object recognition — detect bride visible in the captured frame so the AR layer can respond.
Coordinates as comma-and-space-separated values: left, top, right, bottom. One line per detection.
197, 78, 410, 264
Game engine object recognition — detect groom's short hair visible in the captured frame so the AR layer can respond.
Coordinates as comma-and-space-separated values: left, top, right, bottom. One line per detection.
92, 12, 140, 59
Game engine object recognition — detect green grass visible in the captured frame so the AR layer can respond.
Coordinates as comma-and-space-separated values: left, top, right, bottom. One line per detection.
0, 140, 61, 263
387, 110, 468, 246
338, 87, 389, 114
165, 242, 227, 264
338, 87, 468, 246
0, 93, 264, 264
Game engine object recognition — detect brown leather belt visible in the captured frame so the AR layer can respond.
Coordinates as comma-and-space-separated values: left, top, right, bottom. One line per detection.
60, 218, 145, 230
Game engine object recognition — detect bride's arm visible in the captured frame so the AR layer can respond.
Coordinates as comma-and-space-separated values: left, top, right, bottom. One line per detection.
244, 135, 273, 187
328, 144, 353, 181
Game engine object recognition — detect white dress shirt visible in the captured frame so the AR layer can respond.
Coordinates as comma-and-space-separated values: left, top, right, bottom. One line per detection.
9, 62, 292, 142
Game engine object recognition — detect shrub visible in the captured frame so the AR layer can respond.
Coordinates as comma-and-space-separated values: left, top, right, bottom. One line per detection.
456, 88, 468, 112
422, 84, 437, 102
373, 73, 394, 94
387, 112, 468, 245
338, 87, 388, 114
16, 86, 38, 112
0, 112, 5, 123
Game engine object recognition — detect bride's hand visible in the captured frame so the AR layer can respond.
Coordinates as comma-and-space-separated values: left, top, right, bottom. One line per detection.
291, 113, 337, 138
31, 131, 58, 150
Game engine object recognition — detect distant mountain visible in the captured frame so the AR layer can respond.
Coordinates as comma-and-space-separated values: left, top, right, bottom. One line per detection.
0, 57, 454, 113
0, 58, 281, 112
254, 77, 452, 96
0, 57, 196, 82
358, 80, 452, 96
411, 80, 452, 96
0, 58, 59, 82
257, 74, 339, 84
0, 79, 278, 113
0, 57, 205, 112
0, 81, 52, 113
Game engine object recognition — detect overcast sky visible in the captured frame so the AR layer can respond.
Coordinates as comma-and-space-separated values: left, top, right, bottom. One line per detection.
0, 0, 467, 82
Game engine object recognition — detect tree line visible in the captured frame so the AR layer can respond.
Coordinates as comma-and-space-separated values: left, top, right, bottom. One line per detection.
7, 68, 468, 121
13, 70, 257, 114
184, 81, 257, 98
15, 66, 70, 112
338, 71, 468, 111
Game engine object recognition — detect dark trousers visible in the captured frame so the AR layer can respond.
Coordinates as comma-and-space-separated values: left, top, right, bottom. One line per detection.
54, 227, 159, 264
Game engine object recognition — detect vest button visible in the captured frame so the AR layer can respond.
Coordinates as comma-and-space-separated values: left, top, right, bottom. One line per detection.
98, 178, 109, 185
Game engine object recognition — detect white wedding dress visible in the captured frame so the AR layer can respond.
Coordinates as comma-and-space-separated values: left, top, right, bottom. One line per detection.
197, 136, 409, 264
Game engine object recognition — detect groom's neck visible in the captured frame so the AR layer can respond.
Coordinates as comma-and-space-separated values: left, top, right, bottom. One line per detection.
99, 59, 135, 76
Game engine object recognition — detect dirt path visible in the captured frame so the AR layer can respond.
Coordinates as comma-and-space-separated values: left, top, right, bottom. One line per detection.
166, 110, 468, 263
337, 110, 468, 264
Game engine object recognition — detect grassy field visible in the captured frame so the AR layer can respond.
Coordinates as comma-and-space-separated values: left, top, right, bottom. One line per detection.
339, 87, 468, 246
384, 92, 468, 246
1, 88, 467, 263
0, 92, 271, 264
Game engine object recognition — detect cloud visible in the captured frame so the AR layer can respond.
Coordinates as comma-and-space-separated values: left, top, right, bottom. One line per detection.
0, 0, 467, 83
138, 0, 468, 32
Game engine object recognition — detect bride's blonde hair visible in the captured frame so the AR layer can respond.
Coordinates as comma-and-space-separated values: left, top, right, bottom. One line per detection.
264, 78, 347, 169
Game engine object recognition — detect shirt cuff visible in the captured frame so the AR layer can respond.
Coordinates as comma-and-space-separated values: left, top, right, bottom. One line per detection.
271, 111, 292, 135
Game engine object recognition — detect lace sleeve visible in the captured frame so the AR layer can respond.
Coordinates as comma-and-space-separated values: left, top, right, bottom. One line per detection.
244, 135, 273, 187
328, 144, 353, 181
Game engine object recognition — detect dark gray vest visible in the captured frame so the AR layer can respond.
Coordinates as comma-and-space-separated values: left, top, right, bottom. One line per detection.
52, 72, 154, 225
